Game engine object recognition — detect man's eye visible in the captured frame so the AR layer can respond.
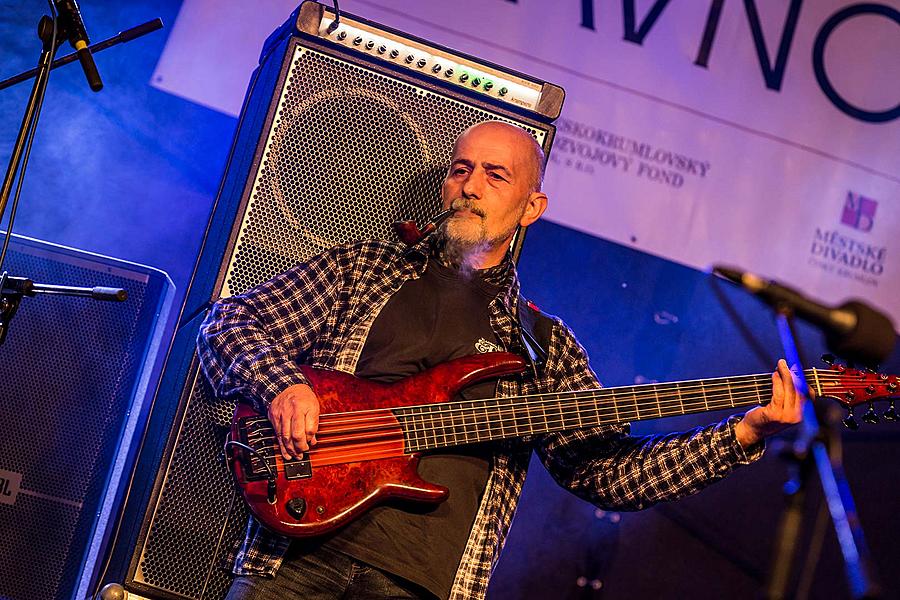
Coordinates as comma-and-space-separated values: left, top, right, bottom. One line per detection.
488, 172, 506, 181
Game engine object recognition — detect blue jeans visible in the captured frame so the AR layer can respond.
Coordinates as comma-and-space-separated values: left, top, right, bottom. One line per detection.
225, 544, 433, 600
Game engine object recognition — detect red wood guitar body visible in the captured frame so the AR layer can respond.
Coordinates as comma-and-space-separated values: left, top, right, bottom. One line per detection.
228, 352, 527, 538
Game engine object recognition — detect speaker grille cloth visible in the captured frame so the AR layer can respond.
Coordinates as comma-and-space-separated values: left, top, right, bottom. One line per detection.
132, 42, 550, 600
136, 372, 245, 599
222, 45, 545, 297
0, 243, 152, 600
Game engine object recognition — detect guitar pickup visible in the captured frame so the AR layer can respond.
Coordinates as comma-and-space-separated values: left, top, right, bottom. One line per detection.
284, 457, 312, 480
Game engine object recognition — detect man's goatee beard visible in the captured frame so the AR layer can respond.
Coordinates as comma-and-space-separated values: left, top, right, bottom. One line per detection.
439, 231, 493, 277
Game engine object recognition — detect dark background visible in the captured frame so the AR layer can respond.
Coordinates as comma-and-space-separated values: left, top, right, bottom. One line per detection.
1, 1, 898, 598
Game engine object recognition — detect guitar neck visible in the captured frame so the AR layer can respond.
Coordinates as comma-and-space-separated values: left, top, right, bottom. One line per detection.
393, 371, 799, 452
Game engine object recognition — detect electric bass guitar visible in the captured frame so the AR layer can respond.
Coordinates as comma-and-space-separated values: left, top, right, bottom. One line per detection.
224, 352, 898, 538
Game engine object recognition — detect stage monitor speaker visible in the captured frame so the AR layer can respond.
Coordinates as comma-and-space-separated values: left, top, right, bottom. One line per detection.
0, 234, 174, 600
99, 2, 564, 599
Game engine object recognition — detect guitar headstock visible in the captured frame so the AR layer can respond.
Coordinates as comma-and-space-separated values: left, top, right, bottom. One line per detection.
812, 355, 899, 429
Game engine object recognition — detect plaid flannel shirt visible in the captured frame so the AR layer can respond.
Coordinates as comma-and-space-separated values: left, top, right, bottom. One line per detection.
197, 237, 762, 600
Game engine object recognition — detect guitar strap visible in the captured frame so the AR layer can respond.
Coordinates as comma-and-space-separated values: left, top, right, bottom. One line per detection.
516, 295, 550, 381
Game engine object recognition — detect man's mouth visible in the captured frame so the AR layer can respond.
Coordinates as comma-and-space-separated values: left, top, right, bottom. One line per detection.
450, 201, 485, 219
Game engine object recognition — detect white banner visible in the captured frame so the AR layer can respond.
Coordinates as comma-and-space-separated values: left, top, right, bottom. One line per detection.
153, 0, 900, 326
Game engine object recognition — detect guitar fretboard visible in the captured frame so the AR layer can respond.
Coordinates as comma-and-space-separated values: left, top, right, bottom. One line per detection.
392, 371, 789, 452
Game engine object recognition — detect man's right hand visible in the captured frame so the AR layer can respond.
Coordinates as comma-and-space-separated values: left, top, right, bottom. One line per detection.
268, 383, 320, 459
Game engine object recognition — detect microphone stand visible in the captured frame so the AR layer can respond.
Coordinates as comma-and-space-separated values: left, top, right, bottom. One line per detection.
765, 307, 881, 599
0, 273, 126, 344
0, 18, 163, 92
0, 8, 161, 346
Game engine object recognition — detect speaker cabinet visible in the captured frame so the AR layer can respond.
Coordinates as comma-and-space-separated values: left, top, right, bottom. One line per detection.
0, 234, 174, 600
100, 3, 563, 599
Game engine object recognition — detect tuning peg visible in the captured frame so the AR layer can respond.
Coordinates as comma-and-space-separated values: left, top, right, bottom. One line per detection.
842, 407, 859, 430
821, 353, 836, 366
862, 402, 879, 425
884, 401, 898, 422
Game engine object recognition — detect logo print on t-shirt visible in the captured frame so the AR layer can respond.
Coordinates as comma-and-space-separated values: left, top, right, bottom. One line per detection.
475, 337, 501, 353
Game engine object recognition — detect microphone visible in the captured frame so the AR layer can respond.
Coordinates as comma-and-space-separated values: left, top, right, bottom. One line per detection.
54, 0, 103, 91
712, 265, 896, 366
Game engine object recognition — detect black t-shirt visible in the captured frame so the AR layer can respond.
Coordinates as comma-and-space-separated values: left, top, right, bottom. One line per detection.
319, 258, 502, 599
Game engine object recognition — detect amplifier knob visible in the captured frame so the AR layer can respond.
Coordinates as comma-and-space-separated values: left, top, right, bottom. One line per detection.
390, 49, 399, 59
405, 54, 415, 64
484, 81, 493, 91
459, 73, 469, 83
337, 31, 347, 41
365, 40, 375, 50
499, 87, 508, 96
377, 44, 387, 54
471, 77, 481, 87
416, 58, 427, 68
432, 64, 442, 73
353, 36, 363, 46
444, 68, 454, 77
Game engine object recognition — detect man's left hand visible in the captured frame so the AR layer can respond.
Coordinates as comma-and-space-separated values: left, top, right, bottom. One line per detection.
734, 359, 804, 449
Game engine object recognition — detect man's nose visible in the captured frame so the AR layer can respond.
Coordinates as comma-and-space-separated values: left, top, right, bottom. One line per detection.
461, 170, 483, 198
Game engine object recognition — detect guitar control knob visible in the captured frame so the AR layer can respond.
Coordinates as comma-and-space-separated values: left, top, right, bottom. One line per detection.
286, 497, 307, 519
862, 402, 879, 424
842, 408, 859, 430
883, 401, 898, 422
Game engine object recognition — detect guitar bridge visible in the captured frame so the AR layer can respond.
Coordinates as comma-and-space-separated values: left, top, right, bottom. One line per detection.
284, 459, 312, 480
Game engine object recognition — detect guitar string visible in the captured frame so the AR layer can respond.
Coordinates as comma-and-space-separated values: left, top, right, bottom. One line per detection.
253, 384, 772, 441
244, 390, 772, 466
292, 370, 872, 426
315, 372, 873, 428
239, 375, 891, 468
249, 376, 884, 452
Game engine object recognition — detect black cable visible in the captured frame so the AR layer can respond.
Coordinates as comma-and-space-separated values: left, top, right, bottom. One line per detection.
224, 438, 278, 504
326, 0, 341, 33
0, 2, 59, 273
223, 439, 277, 482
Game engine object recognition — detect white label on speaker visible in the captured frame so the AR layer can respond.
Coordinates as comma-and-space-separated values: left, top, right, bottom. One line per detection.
0, 470, 22, 505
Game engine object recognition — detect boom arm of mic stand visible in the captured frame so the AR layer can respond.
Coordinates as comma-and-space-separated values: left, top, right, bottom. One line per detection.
2, 276, 126, 302
767, 309, 881, 599
0, 19, 164, 91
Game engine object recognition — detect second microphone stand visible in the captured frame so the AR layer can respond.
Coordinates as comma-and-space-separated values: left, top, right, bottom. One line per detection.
766, 308, 881, 600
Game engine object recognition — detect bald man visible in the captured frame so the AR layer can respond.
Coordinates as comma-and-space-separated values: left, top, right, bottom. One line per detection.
198, 121, 801, 600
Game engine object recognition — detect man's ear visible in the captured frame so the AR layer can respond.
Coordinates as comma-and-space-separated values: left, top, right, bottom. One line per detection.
519, 192, 548, 227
